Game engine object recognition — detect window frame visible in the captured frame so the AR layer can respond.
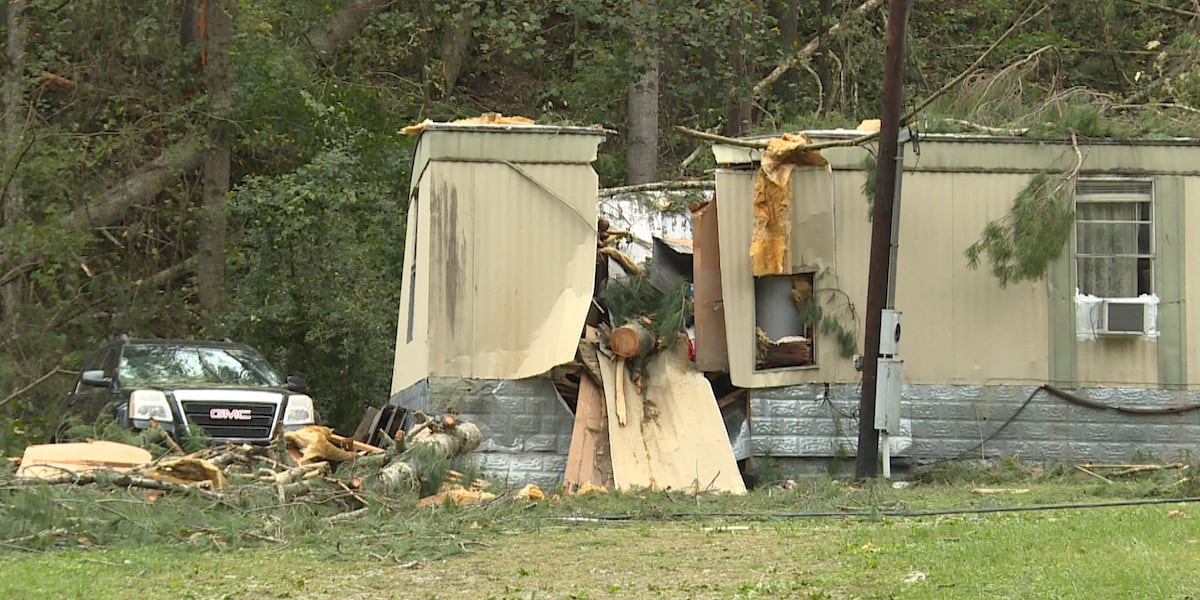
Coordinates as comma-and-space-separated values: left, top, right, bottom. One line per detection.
1073, 177, 1155, 299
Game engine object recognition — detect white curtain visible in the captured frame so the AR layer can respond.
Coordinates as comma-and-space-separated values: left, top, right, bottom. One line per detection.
1076, 201, 1139, 297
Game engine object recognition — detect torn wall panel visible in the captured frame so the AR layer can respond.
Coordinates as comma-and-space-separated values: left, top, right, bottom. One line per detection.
715, 166, 836, 388
598, 347, 746, 494
391, 125, 606, 393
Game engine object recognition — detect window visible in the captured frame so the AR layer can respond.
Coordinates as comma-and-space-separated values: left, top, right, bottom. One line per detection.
118, 344, 281, 387
1075, 179, 1154, 298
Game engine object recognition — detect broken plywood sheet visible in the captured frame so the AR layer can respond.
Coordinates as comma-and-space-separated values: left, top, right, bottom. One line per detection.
563, 373, 614, 493
17, 440, 152, 479
690, 200, 729, 372
598, 348, 746, 494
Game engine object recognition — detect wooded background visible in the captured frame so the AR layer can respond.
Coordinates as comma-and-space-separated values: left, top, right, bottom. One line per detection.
2, 0, 1199, 447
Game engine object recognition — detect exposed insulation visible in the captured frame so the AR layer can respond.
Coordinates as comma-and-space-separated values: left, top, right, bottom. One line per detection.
749, 133, 828, 276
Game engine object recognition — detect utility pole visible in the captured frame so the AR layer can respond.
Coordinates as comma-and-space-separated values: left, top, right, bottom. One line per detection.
856, 0, 910, 479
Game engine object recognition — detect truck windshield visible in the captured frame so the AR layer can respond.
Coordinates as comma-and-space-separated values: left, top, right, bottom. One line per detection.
118, 343, 283, 387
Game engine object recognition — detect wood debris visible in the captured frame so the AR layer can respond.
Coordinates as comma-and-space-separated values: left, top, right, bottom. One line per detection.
17, 440, 152, 479
972, 487, 1030, 495
13, 413, 500, 511
417, 487, 497, 507
285, 425, 364, 463
515, 483, 545, 501
146, 457, 229, 490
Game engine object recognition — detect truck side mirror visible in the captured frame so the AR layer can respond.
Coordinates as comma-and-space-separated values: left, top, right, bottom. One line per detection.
285, 375, 308, 394
80, 370, 112, 388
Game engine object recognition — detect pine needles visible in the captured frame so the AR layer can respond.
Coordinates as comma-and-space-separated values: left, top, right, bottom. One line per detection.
964, 172, 1075, 287
599, 275, 691, 350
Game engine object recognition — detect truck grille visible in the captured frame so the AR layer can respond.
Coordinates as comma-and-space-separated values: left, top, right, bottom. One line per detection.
180, 401, 278, 441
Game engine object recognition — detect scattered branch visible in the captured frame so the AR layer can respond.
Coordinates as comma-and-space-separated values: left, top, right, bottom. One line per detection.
0, 262, 38, 287
673, 124, 878, 152
598, 180, 713, 197
938, 119, 1031, 136
1074, 464, 1114, 484
1109, 102, 1200, 116
752, 0, 887, 99
36, 471, 229, 501
902, 2, 1052, 124
39, 71, 78, 92
1121, 0, 1200, 19
598, 246, 643, 278
0, 366, 73, 408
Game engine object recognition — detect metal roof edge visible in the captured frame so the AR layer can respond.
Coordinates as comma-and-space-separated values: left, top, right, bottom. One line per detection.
417, 122, 612, 136
801, 129, 1200, 147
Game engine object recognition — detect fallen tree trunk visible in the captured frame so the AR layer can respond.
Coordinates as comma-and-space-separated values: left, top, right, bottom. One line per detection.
378, 422, 483, 494
63, 137, 204, 232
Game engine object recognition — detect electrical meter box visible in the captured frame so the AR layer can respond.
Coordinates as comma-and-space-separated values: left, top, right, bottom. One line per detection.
879, 309, 902, 356
874, 358, 903, 433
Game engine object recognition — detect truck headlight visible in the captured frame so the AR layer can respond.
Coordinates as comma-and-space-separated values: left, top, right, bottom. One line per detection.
130, 390, 171, 421
283, 394, 316, 427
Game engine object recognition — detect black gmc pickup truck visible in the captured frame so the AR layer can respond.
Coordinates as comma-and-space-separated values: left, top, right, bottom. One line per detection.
65, 336, 317, 444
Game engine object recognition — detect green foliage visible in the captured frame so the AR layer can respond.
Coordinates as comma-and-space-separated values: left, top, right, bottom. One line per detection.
224, 119, 411, 431
964, 172, 1076, 287
599, 275, 691, 350
794, 271, 859, 360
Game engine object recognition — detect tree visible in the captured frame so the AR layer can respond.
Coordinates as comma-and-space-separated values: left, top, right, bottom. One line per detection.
626, 0, 659, 184
1, 0, 27, 337
199, 0, 232, 321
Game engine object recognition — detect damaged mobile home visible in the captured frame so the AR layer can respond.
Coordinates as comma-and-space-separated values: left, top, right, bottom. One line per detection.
389, 119, 1200, 486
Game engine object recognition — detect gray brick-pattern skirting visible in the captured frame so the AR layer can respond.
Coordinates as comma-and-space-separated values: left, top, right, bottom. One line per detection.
750, 384, 1200, 464
390, 377, 574, 489
393, 379, 1200, 487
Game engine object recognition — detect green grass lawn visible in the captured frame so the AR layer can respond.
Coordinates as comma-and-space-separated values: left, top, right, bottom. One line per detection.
2, 464, 1199, 599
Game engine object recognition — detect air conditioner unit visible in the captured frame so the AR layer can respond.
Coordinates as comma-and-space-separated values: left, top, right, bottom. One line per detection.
1100, 299, 1147, 335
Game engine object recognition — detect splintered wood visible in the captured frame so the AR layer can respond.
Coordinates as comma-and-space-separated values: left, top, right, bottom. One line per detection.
563, 370, 615, 493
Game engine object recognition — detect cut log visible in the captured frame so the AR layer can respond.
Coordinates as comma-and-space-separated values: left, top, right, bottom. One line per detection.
756, 336, 813, 369
610, 321, 656, 358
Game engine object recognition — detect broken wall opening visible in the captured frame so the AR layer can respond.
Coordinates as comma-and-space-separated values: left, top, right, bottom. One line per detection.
754, 272, 816, 370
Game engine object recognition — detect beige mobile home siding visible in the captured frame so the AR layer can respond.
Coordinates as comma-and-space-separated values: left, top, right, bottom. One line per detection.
1188, 177, 1200, 386
893, 172, 1051, 385
716, 134, 1200, 391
